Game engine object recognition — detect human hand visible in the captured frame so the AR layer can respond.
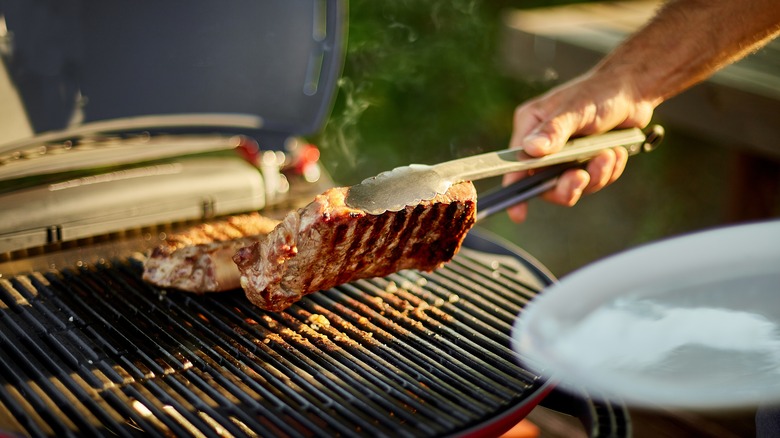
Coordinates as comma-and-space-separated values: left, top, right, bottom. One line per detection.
503, 70, 656, 223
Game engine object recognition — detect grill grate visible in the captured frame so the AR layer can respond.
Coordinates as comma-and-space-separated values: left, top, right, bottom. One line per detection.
0, 235, 553, 437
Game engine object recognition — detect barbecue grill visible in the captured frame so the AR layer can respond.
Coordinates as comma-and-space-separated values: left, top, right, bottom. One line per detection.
0, 229, 630, 437
0, 2, 629, 436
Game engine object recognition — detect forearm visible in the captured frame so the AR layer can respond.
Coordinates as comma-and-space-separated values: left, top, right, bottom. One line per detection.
594, 0, 780, 107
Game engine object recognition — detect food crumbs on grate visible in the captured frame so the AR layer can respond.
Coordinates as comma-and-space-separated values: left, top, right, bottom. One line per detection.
280, 327, 306, 344
261, 315, 278, 329
307, 314, 330, 330
385, 281, 398, 293
413, 301, 430, 319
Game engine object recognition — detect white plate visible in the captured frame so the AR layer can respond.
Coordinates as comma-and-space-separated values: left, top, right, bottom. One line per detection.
512, 220, 780, 409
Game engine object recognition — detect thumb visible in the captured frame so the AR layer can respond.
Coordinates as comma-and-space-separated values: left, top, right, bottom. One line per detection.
521, 119, 576, 157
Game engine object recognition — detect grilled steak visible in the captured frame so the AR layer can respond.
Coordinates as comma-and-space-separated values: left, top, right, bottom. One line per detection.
143, 212, 279, 293
233, 182, 477, 312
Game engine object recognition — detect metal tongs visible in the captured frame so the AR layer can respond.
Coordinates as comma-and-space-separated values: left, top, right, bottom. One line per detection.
346, 125, 664, 219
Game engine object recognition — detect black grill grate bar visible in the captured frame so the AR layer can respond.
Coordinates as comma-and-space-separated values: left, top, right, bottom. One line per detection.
162, 372, 276, 438
210, 299, 462, 433
181, 311, 396, 436
0, 330, 69, 437
379, 272, 539, 383
284, 304, 470, 426
0, 297, 118, 437
373, 272, 521, 359
4, 266, 368, 436
336, 274, 544, 386
296, 297, 497, 415
123, 383, 201, 437
0, 242, 551, 437
264, 319, 441, 436
453, 248, 543, 303
310, 283, 526, 403
331, 276, 537, 390
296, 296, 506, 413
1, 275, 70, 334
422, 261, 552, 372
382, 270, 518, 353
421, 265, 524, 326
44, 264, 319, 437
112, 264, 407, 438
0, 384, 53, 437
107, 265, 368, 437
279, 305, 466, 432
187, 296, 441, 437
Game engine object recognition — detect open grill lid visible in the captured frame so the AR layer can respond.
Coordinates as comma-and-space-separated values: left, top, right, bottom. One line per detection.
0, 1, 346, 147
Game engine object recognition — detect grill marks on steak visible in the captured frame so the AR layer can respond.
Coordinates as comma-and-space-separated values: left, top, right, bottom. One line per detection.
142, 213, 280, 293
233, 182, 477, 312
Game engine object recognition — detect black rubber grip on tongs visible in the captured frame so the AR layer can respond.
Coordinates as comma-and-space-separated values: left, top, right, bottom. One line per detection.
476, 161, 577, 221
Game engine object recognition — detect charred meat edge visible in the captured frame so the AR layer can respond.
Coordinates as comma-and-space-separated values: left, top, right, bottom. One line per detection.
143, 212, 280, 293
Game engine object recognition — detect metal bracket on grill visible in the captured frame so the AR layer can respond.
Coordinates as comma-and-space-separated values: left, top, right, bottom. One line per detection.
46, 225, 63, 245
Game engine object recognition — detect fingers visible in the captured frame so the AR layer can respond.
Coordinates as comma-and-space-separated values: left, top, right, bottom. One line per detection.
504, 169, 590, 224
503, 148, 627, 223
506, 202, 529, 224
583, 147, 626, 193
542, 169, 590, 207
502, 170, 531, 223
543, 147, 627, 207
608, 146, 629, 185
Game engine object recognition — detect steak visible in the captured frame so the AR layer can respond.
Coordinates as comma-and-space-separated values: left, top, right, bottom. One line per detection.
233, 182, 478, 312
143, 212, 280, 293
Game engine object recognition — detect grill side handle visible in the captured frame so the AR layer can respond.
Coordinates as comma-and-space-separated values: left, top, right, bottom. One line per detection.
539, 386, 631, 437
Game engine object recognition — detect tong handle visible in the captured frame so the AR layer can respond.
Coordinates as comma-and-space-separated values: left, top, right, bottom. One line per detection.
437, 127, 651, 184
476, 125, 664, 221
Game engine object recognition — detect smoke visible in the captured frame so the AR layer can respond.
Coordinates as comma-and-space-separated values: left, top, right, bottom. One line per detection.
319, 77, 373, 173
313, 0, 539, 185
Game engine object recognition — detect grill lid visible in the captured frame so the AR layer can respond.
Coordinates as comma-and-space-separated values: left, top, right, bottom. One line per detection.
0, 1, 346, 147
